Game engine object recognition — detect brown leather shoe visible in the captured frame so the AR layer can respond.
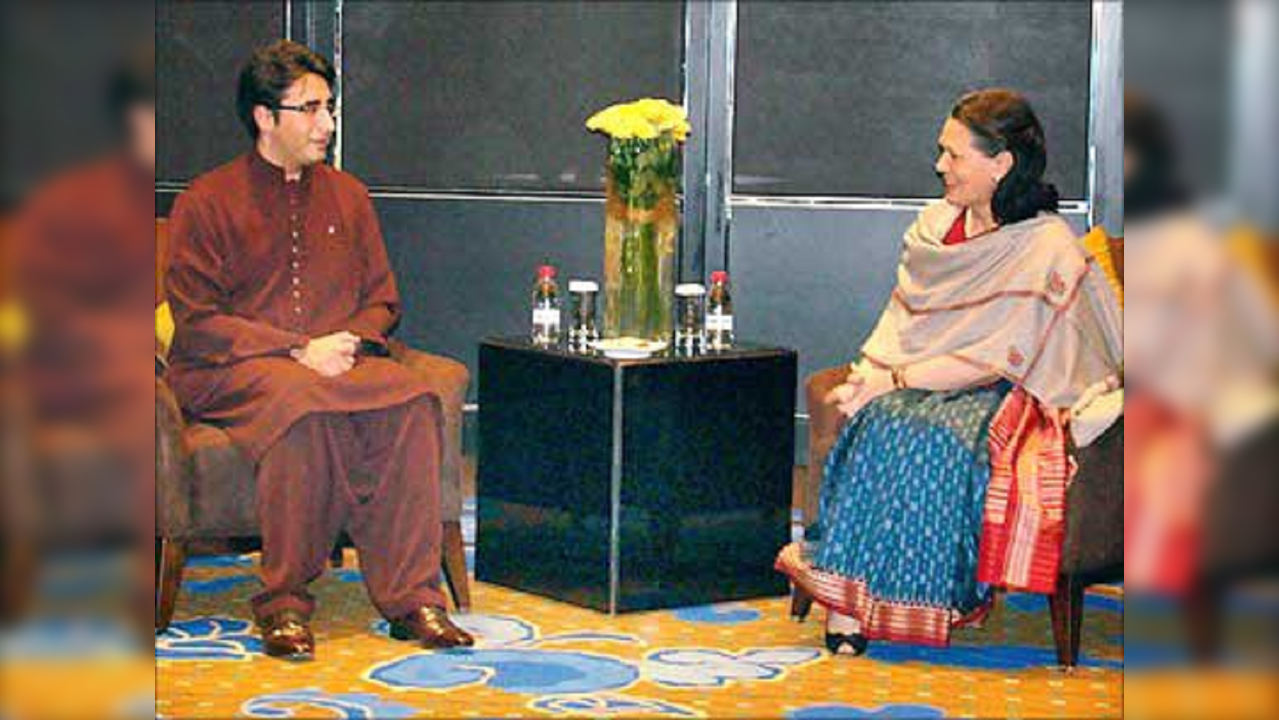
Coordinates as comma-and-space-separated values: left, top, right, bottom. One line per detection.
257, 610, 315, 661
389, 606, 475, 649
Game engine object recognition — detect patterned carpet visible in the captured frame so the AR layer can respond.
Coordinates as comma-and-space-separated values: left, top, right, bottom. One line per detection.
155, 509, 1124, 719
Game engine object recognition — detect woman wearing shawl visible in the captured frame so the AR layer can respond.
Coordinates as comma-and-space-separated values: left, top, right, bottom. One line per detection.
775, 89, 1123, 655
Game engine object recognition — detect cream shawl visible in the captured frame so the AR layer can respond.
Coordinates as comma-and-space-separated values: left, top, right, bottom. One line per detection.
861, 200, 1123, 410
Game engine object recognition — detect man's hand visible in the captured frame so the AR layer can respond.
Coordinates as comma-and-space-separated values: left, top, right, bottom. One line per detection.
292, 331, 359, 377
823, 363, 894, 419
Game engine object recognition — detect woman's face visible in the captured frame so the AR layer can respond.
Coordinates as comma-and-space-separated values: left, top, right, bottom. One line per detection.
934, 118, 1012, 211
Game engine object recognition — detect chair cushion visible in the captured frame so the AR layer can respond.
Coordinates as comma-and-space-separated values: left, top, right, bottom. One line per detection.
0, 300, 25, 352
156, 301, 173, 358
174, 423, 260, 538
1082, 226, 1124, 307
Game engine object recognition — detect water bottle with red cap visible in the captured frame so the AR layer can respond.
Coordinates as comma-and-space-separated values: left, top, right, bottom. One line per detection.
531, 265, 561, 345
707, 270, 734, 350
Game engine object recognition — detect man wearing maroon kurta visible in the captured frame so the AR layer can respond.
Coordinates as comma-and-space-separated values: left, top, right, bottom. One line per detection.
165, 40, 472, 658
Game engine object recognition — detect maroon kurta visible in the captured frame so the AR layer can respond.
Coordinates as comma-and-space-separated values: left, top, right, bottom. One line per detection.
166, 151, 433, 461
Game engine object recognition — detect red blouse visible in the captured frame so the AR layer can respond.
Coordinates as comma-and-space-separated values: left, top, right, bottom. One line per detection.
943, 209, 969, 245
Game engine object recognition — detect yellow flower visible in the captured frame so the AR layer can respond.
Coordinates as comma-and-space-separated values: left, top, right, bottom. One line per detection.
586, 98, 690, 143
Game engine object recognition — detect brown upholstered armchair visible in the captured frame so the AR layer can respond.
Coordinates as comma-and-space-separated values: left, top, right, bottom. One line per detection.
155, 220, 472, 632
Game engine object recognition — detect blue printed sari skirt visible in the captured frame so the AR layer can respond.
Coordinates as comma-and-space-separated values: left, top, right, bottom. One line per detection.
776, 382, 1011, 646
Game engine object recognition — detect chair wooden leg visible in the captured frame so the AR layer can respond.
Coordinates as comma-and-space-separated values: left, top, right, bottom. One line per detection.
440, 520, 471, 613
155, 537, 187, 633
1048, 573, 1085, 668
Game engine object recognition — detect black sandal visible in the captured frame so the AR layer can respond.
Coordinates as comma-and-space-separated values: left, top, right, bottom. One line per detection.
824, 632, 869, 656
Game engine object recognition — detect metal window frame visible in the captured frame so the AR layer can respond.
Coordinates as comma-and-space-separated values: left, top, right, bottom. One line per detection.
1088, 0, 1124, 236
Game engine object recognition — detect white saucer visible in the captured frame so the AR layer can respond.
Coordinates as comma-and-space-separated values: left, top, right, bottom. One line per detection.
590, 338, 668, 359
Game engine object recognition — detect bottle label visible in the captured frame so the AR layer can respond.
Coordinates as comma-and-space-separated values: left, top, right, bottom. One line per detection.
533, 307, 561, 329
706, 313, 734, 332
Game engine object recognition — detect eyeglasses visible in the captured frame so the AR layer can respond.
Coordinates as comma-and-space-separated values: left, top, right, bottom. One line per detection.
274, 99, 339, 119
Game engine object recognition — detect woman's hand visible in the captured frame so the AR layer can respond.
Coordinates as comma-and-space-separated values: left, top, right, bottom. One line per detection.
824, 364, 896, 419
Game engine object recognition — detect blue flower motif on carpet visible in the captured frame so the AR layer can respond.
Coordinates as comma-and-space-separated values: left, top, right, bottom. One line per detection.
155, 617, 261, 660
531, 693, 699, 717
864, 642, 1122, 671
184, 575, 257, 595
241, 689, 416, 719
787, 703, 946, 719
644, 648, 822, 688
366, 649, 639, 695
672, 603, 762, 625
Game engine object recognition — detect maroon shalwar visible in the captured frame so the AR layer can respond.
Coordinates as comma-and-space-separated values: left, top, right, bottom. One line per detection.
166, 150, 445, 621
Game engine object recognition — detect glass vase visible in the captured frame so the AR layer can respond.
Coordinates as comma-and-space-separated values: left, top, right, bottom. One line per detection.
602, 136, 679, 343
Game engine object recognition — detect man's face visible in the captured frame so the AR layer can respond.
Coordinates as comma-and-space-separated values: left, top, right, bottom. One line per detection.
257, 73, 335, 170
130, 103, 155, 174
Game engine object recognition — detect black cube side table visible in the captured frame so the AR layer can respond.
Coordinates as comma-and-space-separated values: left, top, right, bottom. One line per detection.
476, 337, 797, 613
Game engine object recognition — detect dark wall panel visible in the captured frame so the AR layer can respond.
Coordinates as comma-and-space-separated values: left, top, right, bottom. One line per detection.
734, 1, 1092, 198
341, 1, 683, 191
374, 196, 605, 397
158, 0, 285, 183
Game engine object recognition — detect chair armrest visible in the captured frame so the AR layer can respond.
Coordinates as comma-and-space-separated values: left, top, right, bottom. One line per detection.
155, 375, 190, 535
386, 338, 417, 368
1071, 388, 1123, 448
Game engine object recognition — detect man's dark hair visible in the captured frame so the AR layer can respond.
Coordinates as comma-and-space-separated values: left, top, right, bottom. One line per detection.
107, 43, 155, 132
236, 39, 336, 140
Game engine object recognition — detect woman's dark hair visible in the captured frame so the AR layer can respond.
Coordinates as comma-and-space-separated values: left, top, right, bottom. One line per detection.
236, 39, 336, 139
107, 43, 155, 131
950, 88, 1059, 224
1124, 90, 1189, 219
